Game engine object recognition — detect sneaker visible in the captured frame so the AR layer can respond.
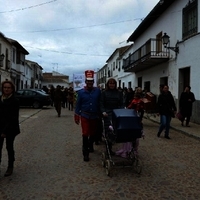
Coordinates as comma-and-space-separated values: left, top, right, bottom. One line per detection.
157, 132, 161, 137
165, 136, 171, 139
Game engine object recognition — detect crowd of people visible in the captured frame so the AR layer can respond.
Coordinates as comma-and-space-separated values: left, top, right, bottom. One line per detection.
73, 70, 196, 162
0, 71, 196, 176
42, 85, 76, 117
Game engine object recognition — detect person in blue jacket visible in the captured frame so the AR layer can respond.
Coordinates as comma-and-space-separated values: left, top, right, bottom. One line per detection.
74, 70, 101, 162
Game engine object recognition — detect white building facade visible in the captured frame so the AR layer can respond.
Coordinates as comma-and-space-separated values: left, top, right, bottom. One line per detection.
97, 0, 200, 123
124, 0, 200, 123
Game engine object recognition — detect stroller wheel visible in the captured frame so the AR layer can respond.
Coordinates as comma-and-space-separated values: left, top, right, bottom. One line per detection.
134, 157, 142, 174
101, 152, 106, 167
105, 160, 111, 176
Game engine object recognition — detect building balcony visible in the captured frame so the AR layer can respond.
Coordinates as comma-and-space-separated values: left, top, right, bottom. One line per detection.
123, 38, 170, 73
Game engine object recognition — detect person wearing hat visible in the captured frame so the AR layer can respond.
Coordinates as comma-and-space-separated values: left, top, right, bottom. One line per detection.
74, 70, 101, 162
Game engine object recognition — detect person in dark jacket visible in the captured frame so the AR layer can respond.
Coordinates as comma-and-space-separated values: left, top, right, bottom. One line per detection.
156, 85, 177, 139
54, 85, 64, 117
125, 87, 134, 108
179, 86, 195, 127
74, 70, 101, 162
100, 78, 123, 154
0, 80, 20, 176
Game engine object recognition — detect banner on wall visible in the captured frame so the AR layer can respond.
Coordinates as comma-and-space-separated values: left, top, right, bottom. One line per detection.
73, 72, 97, 91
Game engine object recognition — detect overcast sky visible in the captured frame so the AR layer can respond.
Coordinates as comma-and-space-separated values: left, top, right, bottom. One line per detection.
0, 0, 158, 80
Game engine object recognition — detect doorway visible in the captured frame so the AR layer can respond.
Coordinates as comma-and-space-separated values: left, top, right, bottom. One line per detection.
179, 67, 190, 96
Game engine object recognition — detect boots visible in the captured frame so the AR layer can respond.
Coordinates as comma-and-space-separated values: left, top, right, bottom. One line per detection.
82, 147, 89, 162
88, 136, 95, 153
83, 152, 89, 162
4, 161, 14, 177
88, 143, 94, 153
4, 167, 13, 177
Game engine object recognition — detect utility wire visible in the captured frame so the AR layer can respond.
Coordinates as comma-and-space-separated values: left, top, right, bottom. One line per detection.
0, 0, 57, 13
24, 45, 110, 57
7, 19, 140, 34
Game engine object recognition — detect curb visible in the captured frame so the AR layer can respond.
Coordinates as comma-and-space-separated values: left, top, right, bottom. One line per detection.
144, 115, 200, 141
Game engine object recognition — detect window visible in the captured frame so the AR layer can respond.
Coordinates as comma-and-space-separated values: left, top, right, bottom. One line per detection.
182, 0, 198, 39
138, 77, 142, 88
144, 81, 150, 92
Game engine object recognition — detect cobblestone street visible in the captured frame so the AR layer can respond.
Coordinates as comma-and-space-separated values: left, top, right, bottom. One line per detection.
0, 107, 200, 200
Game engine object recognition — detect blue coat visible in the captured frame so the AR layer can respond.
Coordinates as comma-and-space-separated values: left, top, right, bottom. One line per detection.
75, 87, 101, 119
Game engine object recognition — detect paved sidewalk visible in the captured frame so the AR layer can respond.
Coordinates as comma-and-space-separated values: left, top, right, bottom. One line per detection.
144, 113, 200, 140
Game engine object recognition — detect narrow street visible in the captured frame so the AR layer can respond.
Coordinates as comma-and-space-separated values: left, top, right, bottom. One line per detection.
0, 107, 200, 200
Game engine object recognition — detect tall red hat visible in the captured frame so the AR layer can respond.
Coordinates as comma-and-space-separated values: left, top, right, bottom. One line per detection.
85, 70, 94, 80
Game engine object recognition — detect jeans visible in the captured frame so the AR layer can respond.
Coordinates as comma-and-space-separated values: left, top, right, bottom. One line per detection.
158, 115, 172, 137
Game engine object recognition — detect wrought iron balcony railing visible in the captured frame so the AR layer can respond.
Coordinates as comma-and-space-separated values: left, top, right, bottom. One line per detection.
123, 38, 169, 72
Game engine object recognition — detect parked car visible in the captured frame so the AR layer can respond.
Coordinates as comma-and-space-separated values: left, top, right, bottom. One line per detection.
36, 89, 47, 94
15, 89, 52, 109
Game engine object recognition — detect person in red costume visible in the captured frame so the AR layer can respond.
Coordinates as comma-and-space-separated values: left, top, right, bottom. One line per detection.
74, 70, 101, 162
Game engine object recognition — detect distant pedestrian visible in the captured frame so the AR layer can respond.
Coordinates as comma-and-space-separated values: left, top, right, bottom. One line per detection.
62, 87, 68, 108
54, 85, 64, 117
125, 87, 134, 108
179, 86, 195, 127
67, 87, 74, 111
156, 85, 177, 139
49, 85, 55, 106
74, 70, 101, 162
0, 80, 20, 176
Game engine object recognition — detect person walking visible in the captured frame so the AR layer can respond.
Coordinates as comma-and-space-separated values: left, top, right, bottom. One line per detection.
156, 85, 177, 139
125, 87, 134, 108
179, 86, 196, 127
100, 78, 123, 154
54, 85, 64, 117
67, 87, 74, 111
62, 87, 68, 108
49, 85, 55, 107
74, 70, 101, 162
0, 80, 20, 176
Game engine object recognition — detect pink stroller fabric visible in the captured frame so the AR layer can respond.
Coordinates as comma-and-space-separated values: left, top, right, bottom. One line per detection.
115, 140, 139, 158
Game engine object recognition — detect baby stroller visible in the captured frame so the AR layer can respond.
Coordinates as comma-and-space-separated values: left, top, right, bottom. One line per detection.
101, 109, 143, 176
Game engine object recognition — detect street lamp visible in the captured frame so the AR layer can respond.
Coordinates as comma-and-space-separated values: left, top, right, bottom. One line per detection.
162, 33, 179, 54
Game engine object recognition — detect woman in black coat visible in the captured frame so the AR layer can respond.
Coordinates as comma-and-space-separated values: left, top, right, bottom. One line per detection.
0, 80, 20, 176
100, 78, 123, 154
179, 86, 195, 127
